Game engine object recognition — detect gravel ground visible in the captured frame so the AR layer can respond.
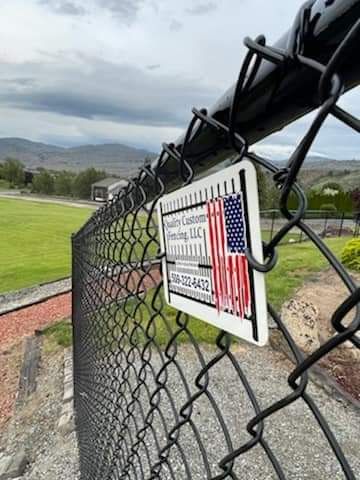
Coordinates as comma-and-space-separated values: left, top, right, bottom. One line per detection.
1, 336, 358, 479
0, 293, 71, 350
1, 343, 79, 480
0, 278, 71, 315
75, 342, 360, 479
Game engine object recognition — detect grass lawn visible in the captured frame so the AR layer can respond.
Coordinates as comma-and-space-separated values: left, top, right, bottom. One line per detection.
42, 320, 73, 351
0, 198, 92, 293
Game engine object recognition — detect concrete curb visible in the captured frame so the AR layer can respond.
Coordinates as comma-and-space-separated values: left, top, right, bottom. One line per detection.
0, 278, 72, 316
58, 348, 75, 436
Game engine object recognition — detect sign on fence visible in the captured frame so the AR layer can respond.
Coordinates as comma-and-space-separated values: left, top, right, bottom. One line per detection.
158, 160, 268, 346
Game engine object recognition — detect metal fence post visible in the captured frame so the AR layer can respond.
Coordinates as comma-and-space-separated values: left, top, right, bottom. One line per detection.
270, 210, 275, 242
323, 212, 329, 238
339, 212, 345, 237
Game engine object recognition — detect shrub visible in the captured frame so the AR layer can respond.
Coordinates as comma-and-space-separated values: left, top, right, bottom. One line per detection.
321, 182, 343, 193
341, 239, 360, 272
72, 168, 106, 199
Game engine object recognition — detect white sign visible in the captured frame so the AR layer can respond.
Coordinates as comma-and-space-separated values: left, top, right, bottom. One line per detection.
157, 159, 268, 346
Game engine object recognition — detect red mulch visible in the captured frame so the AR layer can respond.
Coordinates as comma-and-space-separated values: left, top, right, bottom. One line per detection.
0, 292, 72, 351
0, 344, 23, 431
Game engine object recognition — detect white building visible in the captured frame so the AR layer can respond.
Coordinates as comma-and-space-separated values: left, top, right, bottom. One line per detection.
91, 178, 128, 202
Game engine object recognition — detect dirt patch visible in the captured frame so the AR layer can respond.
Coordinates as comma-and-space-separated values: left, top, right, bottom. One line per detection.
285, 269, 360, 402
0, 343, 23, 432
296, 269, 360, 340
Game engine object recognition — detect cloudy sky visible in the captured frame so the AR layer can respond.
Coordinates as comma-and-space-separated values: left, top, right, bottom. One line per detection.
0, 0, 358, 159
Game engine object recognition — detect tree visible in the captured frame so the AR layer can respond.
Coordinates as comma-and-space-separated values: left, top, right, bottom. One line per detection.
2, 158, 25, 186
352, 189, 360, 212
32, 170, 55, 194
54, 171, 74, 196
72, 168, 106, 199
321, 182, 343, 194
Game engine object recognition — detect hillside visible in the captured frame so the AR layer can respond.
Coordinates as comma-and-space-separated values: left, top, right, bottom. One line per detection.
275, 156, 360, 191
0, 138, 157, 176
1, 139, 359, 188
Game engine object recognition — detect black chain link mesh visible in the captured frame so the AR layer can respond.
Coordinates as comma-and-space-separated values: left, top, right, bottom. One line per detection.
72, 5, 360, 479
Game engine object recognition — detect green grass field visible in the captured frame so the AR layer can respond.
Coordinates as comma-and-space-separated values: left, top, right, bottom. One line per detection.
0, 198, 93, 293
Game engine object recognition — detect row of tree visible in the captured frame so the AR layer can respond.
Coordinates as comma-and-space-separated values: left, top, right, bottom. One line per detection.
32, 169, 106, 199
271, 182, 360, 213
1, 157, 360, 210
0, 158, 106, 199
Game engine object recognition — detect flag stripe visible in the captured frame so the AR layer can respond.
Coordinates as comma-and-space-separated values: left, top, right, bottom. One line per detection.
218, 198, 229, 309
236, 255, 244, 319
227, 255, 235, 314
242, 255, 251, 315
214, 199, 225, 309
207, 201, 220, 312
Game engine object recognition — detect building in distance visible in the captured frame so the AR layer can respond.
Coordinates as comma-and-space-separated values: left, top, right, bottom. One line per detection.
91, 177, 127, 202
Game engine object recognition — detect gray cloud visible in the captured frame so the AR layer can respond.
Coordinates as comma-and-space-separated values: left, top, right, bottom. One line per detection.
0, 56, 220, 129
146, 64, 161, 70
169, 20, 183, 32
95, 0, 145, 23
186, 2, 217, 16
39, 0, 87, 16
40, 0, 146, 22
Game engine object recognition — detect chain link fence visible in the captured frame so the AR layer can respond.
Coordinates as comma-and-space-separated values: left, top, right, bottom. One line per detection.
261, 210, 360, 245
72, 2, 360, 479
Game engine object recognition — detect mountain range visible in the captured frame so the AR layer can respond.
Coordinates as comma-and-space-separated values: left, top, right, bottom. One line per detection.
0, 138, 157, 177
0, 138, 359, 183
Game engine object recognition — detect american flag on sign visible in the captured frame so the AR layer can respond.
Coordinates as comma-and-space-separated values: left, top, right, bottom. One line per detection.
206, 193, 252, 320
